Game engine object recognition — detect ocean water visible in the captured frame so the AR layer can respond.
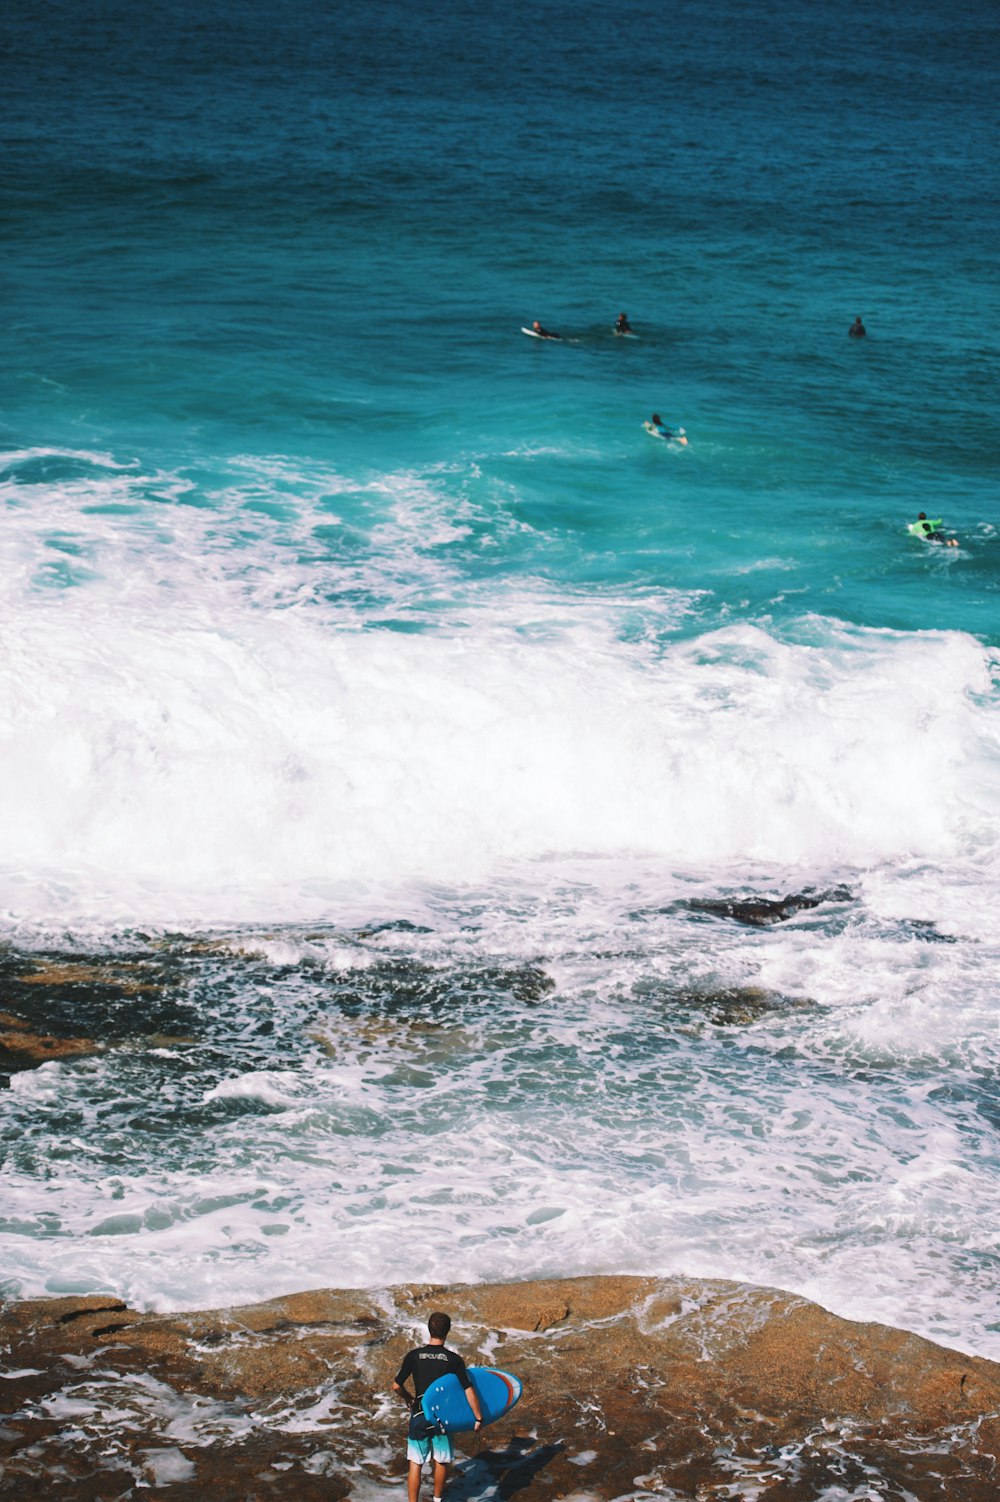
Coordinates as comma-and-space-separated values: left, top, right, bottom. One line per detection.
2, 0, 1000, 1370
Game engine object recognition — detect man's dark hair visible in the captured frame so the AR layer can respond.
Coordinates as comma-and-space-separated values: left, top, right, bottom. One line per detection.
428, 1311, 451, 1340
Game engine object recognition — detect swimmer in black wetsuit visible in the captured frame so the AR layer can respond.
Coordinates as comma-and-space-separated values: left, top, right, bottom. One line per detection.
848, 315, 866, 338
531, 320, 561, 340
614, 312, 633, 335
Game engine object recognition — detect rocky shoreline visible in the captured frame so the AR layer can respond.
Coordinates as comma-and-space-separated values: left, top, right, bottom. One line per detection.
2, 1275, 1000, 1500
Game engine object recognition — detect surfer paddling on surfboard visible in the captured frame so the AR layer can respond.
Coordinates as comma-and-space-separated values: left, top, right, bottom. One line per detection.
644, 413, 688, 445
525, 319, 561, 340
908, 512, 958, 546
393, 1312, 483, 1502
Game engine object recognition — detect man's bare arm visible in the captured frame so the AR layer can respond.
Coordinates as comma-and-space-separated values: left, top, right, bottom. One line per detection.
465, 1384, 483, 1426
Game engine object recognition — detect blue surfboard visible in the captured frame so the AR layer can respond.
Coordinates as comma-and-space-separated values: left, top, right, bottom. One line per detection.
421, 1366, 522, 1434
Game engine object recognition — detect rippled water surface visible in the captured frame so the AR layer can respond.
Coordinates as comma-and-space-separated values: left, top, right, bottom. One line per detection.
2, 0, 999, 1361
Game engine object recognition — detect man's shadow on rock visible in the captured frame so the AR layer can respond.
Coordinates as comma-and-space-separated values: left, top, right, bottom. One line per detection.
448, 1438, 565, 1500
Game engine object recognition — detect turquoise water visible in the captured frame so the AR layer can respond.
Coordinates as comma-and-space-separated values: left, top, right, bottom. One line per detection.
2, 0, 1000, 1367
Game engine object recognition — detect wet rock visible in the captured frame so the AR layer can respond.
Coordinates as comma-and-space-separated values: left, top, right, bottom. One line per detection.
0, 1010, 103, 1078
687, 884, 855, 927
324, 958, 555, 1018
0, 946, 200, 1084
633, 981, 813, 1029
357, 918, 434, 937
899, 918, 959, 944
0, 946, 186, 1049
2, 1275, 999, 1498
678, 985, 810, 1026
479, 964, 555, 1005
15, 960, 158, 993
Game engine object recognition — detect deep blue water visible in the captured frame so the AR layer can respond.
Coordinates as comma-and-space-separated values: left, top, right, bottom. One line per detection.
2, 0, 1000, 1375
3, 0, 998, 641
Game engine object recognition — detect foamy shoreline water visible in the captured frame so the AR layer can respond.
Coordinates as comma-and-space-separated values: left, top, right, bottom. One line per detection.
3, 891, 1000, 1361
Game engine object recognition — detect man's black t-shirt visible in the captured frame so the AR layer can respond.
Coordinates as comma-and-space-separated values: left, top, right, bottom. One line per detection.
394, 1344, 470, 1411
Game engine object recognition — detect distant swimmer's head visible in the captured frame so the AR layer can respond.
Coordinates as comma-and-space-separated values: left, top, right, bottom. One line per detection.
533, 320, 542, 331
651, 414, 662, 425
918, 512, 927, 520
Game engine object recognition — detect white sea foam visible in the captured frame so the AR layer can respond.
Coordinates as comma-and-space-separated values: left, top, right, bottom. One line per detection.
202, 1071, 305, 1107
3, 451, 1000, 1362
3, 449, 993, 931
0, 530, 996, 929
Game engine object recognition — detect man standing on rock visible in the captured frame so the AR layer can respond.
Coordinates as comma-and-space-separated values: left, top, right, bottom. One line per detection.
393, 1311, 483, 1502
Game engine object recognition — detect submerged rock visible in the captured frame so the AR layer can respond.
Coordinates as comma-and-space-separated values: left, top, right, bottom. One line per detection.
0, 1010, 102, 1081
0, 947, 184, 1048
0, 946, 200, 1085
1, 1275, 999, 1499
676, 985, 811, 1026
898, 917, 960, 944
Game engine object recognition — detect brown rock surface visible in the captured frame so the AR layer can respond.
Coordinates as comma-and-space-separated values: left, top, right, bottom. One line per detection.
1, 1275, 999, 1499
0, 1011, 103, 1074
0, 946, 194, 1084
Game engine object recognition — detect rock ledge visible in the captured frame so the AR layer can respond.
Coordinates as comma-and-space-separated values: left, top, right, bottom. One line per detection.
2, 1275, 999, 1499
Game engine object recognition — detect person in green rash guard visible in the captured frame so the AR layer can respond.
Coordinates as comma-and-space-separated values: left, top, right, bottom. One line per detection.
908, 512, 958, 546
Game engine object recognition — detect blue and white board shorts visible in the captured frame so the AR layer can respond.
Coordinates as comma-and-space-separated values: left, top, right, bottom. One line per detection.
407, 1431, 454, 1466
